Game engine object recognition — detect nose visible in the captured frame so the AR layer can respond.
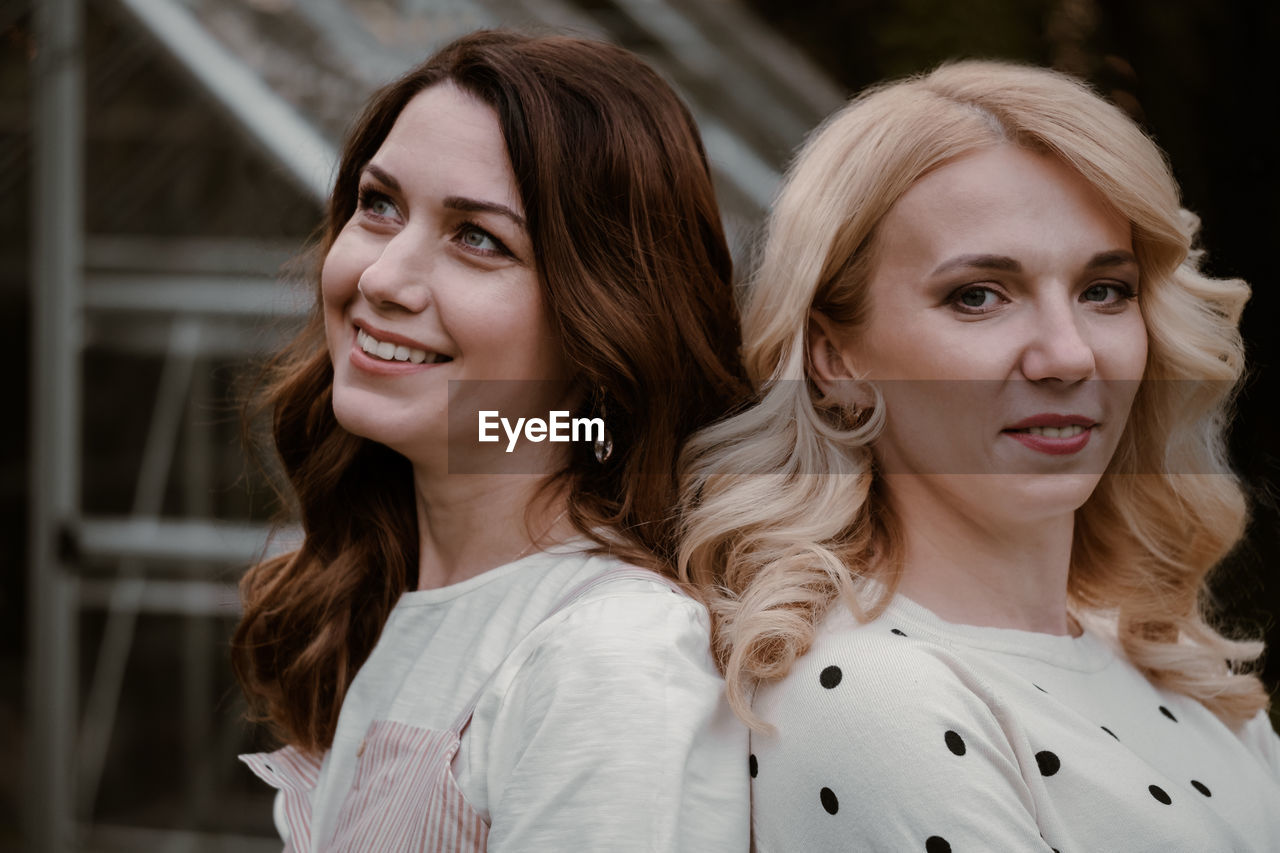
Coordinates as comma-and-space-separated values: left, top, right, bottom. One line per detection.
1019, 299, 1096, 384
356, 230, 433, 314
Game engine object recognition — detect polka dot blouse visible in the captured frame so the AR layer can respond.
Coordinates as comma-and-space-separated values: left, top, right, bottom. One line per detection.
750, 594, 1280, 852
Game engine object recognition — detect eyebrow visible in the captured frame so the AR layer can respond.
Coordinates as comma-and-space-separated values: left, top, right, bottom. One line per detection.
930, 249, 1139, 277
443, 196, 527, 231
930, 254, 1023, 276
359, 164, 526, 232
362, 164, 401, 194
1083, 249, 1139, 271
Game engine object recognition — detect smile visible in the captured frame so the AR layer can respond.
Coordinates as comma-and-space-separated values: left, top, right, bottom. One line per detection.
356, 328, 451, 364
1014, 425, 1087, 438
1002, 415, 1096, 456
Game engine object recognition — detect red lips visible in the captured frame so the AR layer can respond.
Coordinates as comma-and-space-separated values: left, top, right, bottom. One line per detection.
1003, 414, 1097, 456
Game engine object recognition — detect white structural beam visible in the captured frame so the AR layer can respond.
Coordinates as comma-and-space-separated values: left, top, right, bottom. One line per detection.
84, 273, 311, 317
77, 517, 300, 566
28, 0, 84, 848
114, 0, 337, 203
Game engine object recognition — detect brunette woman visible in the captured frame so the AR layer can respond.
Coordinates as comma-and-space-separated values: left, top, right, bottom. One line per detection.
233, 31, 750, 851
680, 61, 1280, 850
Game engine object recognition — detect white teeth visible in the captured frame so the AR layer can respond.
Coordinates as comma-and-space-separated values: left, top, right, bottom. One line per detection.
356, 328, 437, 365
1024, 425, 1086, 438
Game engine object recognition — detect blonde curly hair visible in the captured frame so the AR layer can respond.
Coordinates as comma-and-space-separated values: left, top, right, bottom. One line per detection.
678, 60, 1267, 731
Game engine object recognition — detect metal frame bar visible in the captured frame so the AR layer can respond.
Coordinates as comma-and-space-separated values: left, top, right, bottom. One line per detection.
84, 273, 309, 317
113, 0, 335, 203
27, 0, 84, 848
77, 318, 202, 820
20, 2, 848, 849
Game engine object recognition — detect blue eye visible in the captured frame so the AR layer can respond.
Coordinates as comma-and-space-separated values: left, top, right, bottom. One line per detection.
951, 286, 1003, 313
459, 226, 498, 252
456, 223, 512, 258
1081, 282, 1135, 304
357, 187, 399, 220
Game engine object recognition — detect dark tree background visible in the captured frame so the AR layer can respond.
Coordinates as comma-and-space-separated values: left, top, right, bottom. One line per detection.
745, 0, 1280, 715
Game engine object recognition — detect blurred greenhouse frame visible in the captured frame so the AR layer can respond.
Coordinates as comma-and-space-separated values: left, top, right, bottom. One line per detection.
13, 0, 840, 848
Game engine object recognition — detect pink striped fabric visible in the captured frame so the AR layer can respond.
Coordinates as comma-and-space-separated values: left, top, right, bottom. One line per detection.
327, 720, 488, 852
241, 566, 680, 851
241, 744, 324, 852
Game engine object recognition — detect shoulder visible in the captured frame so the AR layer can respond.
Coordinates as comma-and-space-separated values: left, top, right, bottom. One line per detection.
754, 603, 1018, 788
1237, 708, 1280, 782
518, 558, 717, 691
750, 605, 1040, 851
757, 603, 1004, 728
476, 559, 749, 851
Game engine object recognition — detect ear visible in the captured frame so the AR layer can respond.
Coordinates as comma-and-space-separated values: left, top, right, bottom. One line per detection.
807, 310, 862, 406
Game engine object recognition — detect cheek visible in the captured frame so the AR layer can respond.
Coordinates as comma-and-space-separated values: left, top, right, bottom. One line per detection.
1104, 310, 1149, 381
462, 286, 561, 368
875, 381, 991, 474
320, 241, 360, 309
319, 242, 364, 347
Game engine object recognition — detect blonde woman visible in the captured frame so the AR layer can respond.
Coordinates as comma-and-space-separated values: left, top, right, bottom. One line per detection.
680, 61, 1280, 851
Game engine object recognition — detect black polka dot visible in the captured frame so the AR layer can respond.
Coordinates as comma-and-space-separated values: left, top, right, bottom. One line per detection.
1149, 784, 1172, 805
891, 628, 907, 636
820, 786, 839, 814
1159, 705, 1178, 722
749, 754, 758, 778
944, 730, 966, 756
1191, 780, 1211, 797
1033, 683, 1047, 693
1100, 726, 1119, 740
1035, 750, 1060, 776
925, 837, 951, 853
819, 665, 843, 689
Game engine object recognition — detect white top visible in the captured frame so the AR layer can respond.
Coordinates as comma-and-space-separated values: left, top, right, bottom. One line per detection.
751, 594, 1280, 852
302, 544, 749, 852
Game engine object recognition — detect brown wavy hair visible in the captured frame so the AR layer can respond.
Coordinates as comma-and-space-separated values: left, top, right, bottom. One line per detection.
232, 31, 749, 753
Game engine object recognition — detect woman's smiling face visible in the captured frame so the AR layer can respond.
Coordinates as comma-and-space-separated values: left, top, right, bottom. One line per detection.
321, 82, 571, 466
815, 144, 1148, 522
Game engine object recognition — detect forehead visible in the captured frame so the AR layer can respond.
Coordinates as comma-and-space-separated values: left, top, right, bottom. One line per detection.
371, 82, 522, 214
876, 145, 1131, 262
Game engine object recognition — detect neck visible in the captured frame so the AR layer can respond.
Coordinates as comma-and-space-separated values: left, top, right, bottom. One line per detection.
885, 474, 1079, 636
411, 468, 570, 591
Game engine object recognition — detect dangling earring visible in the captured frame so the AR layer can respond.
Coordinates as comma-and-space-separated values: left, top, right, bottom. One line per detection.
594, 387, 614, 464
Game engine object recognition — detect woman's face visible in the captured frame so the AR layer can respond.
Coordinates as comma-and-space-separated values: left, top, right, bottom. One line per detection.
322, 83, 571, 467
817, 144, 1148, 523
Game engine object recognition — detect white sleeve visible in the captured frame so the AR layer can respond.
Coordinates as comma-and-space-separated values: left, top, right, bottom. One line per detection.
482, 587, 750, 852
1238, 709, 1280, 783
751, 635, 1055, 853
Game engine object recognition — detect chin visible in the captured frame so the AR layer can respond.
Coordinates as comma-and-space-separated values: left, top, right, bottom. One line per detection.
969, 472, 1102, 523
330, 385, 428, 457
